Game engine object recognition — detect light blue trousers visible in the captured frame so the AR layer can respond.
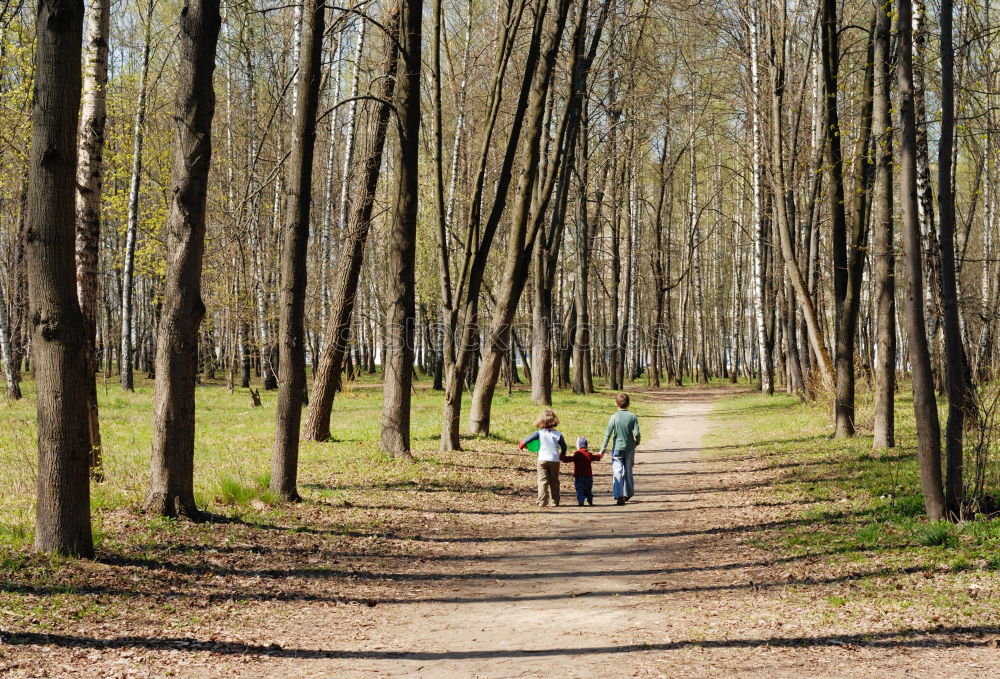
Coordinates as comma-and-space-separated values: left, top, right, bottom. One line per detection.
611, 449, 635, 499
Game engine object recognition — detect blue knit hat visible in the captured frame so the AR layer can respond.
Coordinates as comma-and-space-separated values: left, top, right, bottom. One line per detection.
577, 436, 588, 449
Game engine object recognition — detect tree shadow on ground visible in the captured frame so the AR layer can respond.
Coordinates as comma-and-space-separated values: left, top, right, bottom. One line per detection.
91, 542, 879, 585
0, 560, 936, 607
301, 479, 529, 496
5, 624, 996, 659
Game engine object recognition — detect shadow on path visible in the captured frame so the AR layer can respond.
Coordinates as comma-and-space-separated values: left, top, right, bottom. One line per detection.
5, 625, 997, 660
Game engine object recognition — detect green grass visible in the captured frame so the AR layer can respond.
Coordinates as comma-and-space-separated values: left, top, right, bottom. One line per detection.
706, 385, 1000, 624
0, 372, 655, 548
0, 371, 662, 639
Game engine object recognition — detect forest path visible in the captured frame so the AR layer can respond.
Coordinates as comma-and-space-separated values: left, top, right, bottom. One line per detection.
193, 386, 1000, 678
328, 389, 719, 678
240, 388, 738, 677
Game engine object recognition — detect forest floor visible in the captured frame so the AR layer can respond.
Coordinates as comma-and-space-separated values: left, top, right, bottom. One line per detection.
4, 384, 1000, 677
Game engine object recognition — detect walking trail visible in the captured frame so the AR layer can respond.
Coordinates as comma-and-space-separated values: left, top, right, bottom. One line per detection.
202, 388, 999, 678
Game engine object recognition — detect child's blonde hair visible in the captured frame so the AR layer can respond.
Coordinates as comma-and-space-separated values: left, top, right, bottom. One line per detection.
534, 408, 559, 429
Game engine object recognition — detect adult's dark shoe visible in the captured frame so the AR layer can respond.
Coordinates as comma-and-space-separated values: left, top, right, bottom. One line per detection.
616, 498, 626, 506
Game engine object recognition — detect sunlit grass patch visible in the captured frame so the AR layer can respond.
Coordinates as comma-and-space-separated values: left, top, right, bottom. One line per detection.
212, 473, 277, 507
706, 385, 1000, 627
913, 520, 959, 548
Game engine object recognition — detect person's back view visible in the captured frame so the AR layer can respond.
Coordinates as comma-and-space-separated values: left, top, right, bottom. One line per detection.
598, 393, 641, 504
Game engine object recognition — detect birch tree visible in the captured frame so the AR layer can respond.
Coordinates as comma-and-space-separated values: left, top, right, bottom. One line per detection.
75, 0, 111, 471
120, 0, 156, 392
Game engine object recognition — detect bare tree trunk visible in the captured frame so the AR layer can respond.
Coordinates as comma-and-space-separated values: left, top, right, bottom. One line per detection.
439, 0, 546, 450
937, 0, 966, 516
468, 0, 574, 435
835, 20, 877, 434
688, 138, 708, 383
531, 237, 553, 404
303, 8, 398, 442
9, 182, 28, 386
28, 0, 93, 557
430, 0, 452, 397
748, 0, 772, 395
531, 0, 605, 403
270, 0, 324, 500
334, 18, 367, 261
121, 0, 156, 393
381, 0, 422, 457
766, 7, 834, 392
145, 0, 221, 519
0, 274, 20, 399
572, 135, 595, 394
608, 132, 622, 391
75, 0, 110, 472
897, 0, 946, 520
912, 0, 944, 391
872, 0, 896, 450
822, 0, 868, 436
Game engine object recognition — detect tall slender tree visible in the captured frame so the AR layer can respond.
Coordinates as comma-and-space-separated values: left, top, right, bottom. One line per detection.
145, 0, 222, 518
896, 0, 946, 519
381, 0, 422, 457
438, 0, 539, 451
0, 276, 20, 400
872, 0, 896, 450
303, 6, 400, 443
120, 0, 156, 392
766, 2, 834, 392
821, 0, 868, 437
937, 0, 967, 517
76, 0, 111, 472
467, 0, 576, 435
271, 0, 325, 499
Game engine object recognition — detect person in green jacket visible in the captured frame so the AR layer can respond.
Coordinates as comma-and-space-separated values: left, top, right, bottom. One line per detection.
598, 393, 641, 505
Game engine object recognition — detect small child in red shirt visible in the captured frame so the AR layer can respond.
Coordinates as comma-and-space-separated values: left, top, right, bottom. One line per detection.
560, 436, 602, 506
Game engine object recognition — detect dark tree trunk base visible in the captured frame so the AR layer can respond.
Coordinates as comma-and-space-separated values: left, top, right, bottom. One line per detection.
144, 492, 203, 522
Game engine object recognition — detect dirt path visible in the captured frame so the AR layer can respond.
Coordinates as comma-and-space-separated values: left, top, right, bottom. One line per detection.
342, 391, 714, 678
224, 389, 719, 677
212, 387, 1000, 679
11, 388, 998, 677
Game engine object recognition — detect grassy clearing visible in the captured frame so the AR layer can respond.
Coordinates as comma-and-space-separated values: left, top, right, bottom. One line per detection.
0, 373, 653, 642
0, 374, 652, 544
707, 387, 1000, 628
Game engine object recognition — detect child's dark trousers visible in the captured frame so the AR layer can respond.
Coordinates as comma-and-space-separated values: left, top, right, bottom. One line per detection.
574, 477, 594, 505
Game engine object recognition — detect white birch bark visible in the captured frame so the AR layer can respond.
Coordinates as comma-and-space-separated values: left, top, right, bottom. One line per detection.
748, 0, 771, 394
76, 0, 109, 326
0, 276, 17, 399
334, 19, 367, 259
319, 37, 343, 332
120, 0, 156, 392
74, 0, 110, 454
689, 136, 707, 382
